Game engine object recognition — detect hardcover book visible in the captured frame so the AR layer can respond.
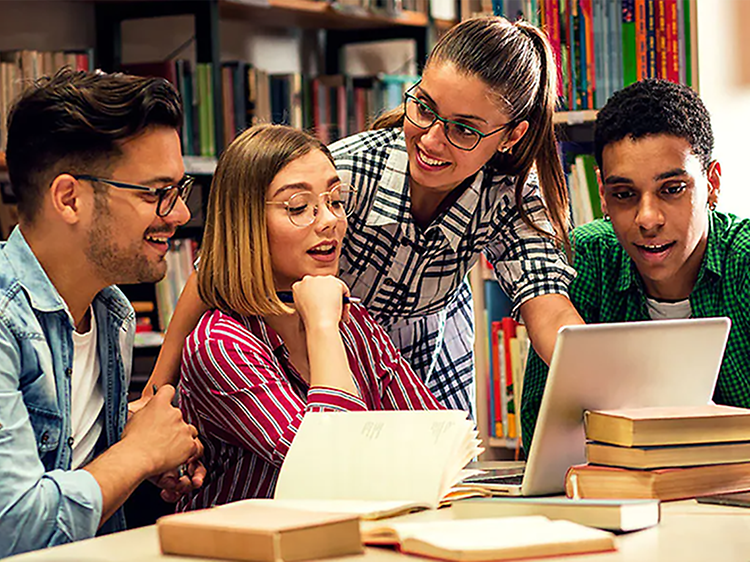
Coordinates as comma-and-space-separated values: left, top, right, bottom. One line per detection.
584, 405, 750, 447
157, 502, 363, 562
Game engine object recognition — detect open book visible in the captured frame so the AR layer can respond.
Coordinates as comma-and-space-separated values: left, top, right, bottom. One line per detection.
274, 411, 484, 515
361, 516, 617, 561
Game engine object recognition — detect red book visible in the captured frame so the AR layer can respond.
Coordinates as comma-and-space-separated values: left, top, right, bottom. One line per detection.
501, 317, 518, 439
635, 0, 648, 80
545, 0, 563, 99
664, 0, 680, 82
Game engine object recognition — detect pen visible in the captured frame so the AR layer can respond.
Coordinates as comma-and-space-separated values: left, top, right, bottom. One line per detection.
276, 291, 361, 305
153, 384, 188, 479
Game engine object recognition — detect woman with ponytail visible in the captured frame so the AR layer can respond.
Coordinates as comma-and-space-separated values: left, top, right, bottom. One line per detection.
138, 15, 583, 419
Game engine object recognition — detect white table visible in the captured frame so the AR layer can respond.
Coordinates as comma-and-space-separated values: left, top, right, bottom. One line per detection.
7, 500, 750, 562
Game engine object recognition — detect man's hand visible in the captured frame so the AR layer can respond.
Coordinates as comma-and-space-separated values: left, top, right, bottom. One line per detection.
121, 384, 200, 478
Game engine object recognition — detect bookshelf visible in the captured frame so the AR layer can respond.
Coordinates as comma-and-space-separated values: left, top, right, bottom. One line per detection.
469, 0, 701, 460
0, 0, 434, 381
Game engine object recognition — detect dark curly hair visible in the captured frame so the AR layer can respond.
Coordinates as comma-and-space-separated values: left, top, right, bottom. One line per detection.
6, 67, 183, 222
594, 79, 714, 173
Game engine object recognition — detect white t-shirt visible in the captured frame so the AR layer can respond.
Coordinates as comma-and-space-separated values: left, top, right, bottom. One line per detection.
645, 297, 692, 320
70, 308, 104, 470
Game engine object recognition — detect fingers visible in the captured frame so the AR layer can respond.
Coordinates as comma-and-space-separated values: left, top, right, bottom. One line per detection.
190, 460, 207, 488
153, 383, 177, 403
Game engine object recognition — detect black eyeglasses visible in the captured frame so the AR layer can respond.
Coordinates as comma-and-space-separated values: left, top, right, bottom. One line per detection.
74, 174, 194, 217
403, 83, 515, 151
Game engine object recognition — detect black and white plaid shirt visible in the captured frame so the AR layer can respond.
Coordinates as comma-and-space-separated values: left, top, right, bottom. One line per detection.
331, 128, 575, 414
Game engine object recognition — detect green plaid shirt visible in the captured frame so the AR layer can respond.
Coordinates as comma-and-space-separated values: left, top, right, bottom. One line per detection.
521, 211, 750, 452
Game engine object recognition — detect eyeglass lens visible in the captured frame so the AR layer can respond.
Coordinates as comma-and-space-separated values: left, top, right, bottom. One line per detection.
286, 187, 351, 226
157, 178, 193, 217
405, 97, 482, 150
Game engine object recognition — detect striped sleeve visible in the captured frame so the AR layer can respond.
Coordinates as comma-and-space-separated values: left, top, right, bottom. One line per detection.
344, 306, 444, 411
182, 315, 365, 468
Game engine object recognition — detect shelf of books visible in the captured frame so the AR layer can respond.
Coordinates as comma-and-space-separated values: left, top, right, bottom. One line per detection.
470, 259, 531, 460
470, 0, 699, 457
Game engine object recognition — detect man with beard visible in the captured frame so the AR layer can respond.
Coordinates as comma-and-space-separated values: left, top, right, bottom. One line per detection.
0, 68, 204, 556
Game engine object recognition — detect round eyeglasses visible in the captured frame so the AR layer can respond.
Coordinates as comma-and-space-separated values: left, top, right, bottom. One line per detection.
74, 174, 194, 217
403, 84, 515, 151
266, 185, 355, 227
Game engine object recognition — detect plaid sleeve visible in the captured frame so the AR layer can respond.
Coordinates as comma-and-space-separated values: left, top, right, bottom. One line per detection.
484, 174, 576, 318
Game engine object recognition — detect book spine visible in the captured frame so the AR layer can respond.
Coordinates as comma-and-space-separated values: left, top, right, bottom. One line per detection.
622, 0, 637, 87
634, 0, 647, 80
645, 0, 657, 78
665, 0, 679, 83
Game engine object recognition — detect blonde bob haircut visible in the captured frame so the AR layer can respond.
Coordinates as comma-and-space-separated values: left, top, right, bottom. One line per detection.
198, 124, 333, 317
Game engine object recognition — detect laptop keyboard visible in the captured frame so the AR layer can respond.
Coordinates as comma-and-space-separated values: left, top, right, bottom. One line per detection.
463, 473, 525, 486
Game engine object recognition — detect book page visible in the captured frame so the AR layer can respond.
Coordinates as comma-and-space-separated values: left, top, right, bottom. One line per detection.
274, 411, 478, 507
226, 498, 428, 520
370, 517, 615, 555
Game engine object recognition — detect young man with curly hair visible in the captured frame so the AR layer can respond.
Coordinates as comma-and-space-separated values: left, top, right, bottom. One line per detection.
521, 79, 750, 451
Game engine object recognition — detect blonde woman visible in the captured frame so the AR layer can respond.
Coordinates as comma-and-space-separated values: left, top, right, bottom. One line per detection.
177, 125, 442, 511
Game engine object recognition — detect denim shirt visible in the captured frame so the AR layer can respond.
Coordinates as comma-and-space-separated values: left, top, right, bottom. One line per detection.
0, 227, 135, 556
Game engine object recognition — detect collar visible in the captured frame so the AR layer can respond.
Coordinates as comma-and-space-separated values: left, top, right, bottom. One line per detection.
363, 130, 484, 252
613, 211, 723, 294
2, 226, 69, 314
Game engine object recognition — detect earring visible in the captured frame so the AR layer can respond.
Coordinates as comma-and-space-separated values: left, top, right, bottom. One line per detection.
603, 213, 610, 221
708, 201, 717, 211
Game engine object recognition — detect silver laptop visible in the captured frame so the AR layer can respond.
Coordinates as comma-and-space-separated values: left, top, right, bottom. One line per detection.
467, 317, 731, 496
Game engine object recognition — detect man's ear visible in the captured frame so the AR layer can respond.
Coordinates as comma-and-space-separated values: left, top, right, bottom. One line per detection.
707, 160, 721, 209
596, 167, 608, 217
49, 174, 83, 225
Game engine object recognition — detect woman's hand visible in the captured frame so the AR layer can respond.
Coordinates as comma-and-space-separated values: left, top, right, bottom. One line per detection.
291, 275, 352, 330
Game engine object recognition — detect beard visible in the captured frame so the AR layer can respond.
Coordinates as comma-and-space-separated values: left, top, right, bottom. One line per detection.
84, 191, 168, 285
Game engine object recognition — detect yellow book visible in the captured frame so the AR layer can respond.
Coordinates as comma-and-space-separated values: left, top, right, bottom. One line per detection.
586, 440, 750, 469
584, 405, 750, 447
565, 462, 750, 501
361, 516, 616, 561
157, 502, 362, 562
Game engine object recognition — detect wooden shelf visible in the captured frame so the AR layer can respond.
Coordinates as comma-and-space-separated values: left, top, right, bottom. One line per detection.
433, 17, 457, 32
90, 0, 430, 32
219, 0, 428, 30
553, 109, 598, 126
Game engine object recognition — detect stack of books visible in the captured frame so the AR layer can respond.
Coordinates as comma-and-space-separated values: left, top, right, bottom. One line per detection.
565, 405, 750, 501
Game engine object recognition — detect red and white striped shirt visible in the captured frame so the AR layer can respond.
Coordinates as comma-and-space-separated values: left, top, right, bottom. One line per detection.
177, 303, 443, 511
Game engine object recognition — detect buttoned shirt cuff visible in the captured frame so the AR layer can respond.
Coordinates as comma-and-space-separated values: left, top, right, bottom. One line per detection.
44, 468, 102, 544
306, 386, 368, 412
510, 270, 574, 319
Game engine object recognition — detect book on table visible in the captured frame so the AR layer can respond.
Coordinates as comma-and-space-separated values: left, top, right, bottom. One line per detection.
451, 496, 660, 532
360, 516, 617, 561
584, 405, 750, 447
565, 462, 750, 501
586, 440, 750, 469
157, 502, 363, 562
696, 491, 750, 508
273, 410, 485, 515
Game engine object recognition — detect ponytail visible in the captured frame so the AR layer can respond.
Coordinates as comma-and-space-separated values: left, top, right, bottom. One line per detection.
370, 105, 405, 130
513, 21, 571, 258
